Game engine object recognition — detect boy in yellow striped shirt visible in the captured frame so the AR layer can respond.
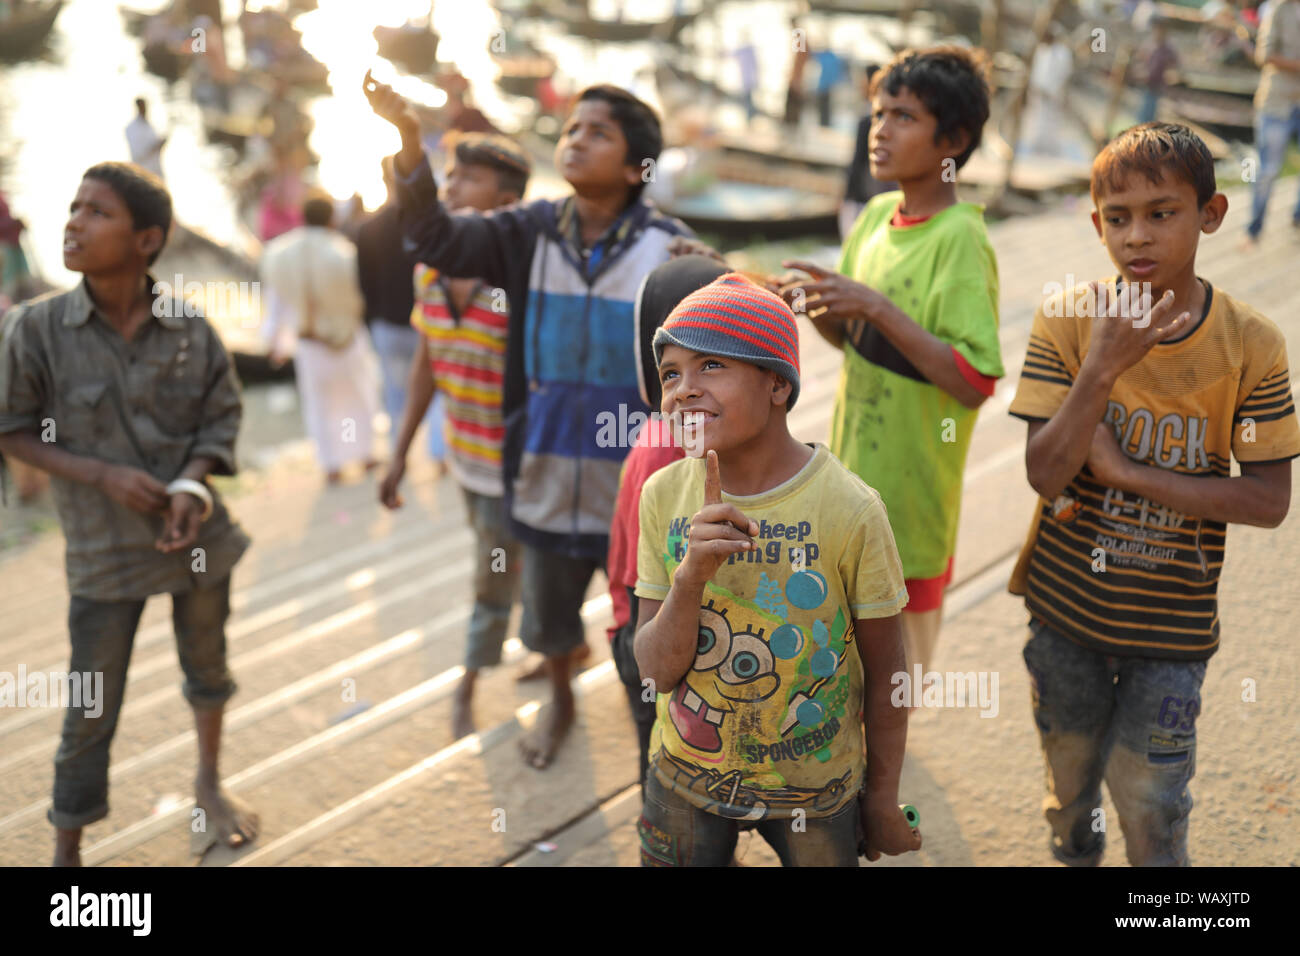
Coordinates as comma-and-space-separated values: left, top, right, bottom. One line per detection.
1009, 123, 1300, 866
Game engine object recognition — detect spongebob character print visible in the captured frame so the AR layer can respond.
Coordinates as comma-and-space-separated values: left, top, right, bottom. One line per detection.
635, 443, 909, 821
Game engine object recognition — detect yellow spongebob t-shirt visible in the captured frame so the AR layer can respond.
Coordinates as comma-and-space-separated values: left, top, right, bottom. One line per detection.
635, 443, 908, 820
1009, 280, 1300, 660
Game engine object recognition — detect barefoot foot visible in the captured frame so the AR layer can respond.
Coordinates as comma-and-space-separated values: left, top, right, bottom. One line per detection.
194, 784, 260, 854
518, 696, 575, 770
451, 693, 475, 740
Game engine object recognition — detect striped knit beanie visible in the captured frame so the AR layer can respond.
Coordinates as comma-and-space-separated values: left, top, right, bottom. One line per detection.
652, 272, 801, 410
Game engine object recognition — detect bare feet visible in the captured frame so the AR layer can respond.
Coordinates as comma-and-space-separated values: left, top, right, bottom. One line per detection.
516, 643, 591, 682
194, 783, 260, 853
518, 692, 576, 770
1238, 234, 1259, 252
326, 469, 343, 485
363, 459, 381, 474
452, 671, 477, 740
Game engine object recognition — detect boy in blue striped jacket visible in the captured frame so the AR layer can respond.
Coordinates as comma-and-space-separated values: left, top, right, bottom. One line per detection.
366, 74, 691, 768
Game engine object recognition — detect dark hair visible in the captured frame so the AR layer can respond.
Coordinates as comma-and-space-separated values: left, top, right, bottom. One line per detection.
1091, 122, 1217, 208
81, 161, 172, 265
450, 132, 531, 198
575, 84, 662, 198
871, 45, 991, 170
134, 97, 147, 114
302, 190, 334, 227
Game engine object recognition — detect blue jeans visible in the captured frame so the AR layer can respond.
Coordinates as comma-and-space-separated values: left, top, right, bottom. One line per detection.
1022, 617, 1206, 867
368, 320, 446, 462
1136, 88, 1160, 125
50, 577, 237, 829
638, 770, 861, 866
460, 488, 521, 671
1247, 105, 1300, 239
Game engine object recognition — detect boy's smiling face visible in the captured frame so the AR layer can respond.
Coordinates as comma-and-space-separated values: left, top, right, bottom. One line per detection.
554, 99, 641, 197
658, 344, 791, 457
1090, 170, 1226, 293
63, 177, 160, 274
868, 85, 964, 183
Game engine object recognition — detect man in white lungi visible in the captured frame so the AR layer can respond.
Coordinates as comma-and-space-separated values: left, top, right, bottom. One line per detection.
260, 191, 380, 484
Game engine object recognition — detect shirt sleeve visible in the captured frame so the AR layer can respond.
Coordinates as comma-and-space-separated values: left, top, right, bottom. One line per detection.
187, 321, 243, 476
1233, 340, 1300, 463
1009, 303, 1076, 422
634, 478, 672, 601
838, 492, 909, 619
928, 233, 1005, 380
0, 305, 48, 435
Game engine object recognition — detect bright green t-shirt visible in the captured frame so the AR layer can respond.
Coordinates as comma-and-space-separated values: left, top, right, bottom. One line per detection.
635, 443, 908, 820
832, 191, 1004, 579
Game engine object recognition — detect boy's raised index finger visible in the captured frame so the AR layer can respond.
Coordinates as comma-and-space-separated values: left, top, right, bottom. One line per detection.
704, 449, 722, 506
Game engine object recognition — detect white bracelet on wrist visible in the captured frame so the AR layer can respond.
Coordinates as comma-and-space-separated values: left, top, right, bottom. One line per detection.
165, 478, 214, 521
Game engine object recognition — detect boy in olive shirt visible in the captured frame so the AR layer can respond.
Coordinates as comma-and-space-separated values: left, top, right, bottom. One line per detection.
0, 162, 256, 865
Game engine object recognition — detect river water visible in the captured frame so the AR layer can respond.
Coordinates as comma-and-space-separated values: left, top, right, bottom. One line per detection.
1, 0, 920, 288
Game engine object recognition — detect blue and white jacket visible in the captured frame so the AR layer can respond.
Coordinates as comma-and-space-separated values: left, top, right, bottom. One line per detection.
397, 156, 692, 560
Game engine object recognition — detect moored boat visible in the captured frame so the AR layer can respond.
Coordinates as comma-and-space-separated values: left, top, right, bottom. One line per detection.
0, 0, 64, 60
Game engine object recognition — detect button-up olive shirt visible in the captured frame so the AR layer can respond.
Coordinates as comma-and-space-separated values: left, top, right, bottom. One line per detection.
0, 278, 250, 600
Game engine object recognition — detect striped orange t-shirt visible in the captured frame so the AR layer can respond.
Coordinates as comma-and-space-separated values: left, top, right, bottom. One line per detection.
410, 265, 509, 497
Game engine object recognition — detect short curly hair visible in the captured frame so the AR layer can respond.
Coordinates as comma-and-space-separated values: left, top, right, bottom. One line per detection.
870, 45, 992, 170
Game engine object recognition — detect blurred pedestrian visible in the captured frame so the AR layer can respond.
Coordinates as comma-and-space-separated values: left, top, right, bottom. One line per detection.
260, 191, 381, 484
358, 157, 447, 474
1135, 21, 1180, 125
1244, 0, 1300, 247
125, 98, 167, 180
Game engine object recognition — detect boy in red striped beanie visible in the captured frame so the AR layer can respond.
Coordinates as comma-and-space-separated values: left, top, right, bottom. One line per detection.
632, 273, 922, 866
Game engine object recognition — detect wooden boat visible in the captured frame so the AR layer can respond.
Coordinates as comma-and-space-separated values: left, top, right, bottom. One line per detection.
659, 156, 842, 241
1161, 86, 1254, 138
373, 23, 440, 74
554, 10, 699, 43
142, 42, 190, 83
0, 0, 64, 60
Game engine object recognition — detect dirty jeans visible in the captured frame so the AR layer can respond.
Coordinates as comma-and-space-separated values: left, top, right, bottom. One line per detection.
1247, 105, 1300, 239
460, 488, 521, 671
1022, 617, 1206, 867
638, 771, 861, 866
49, 576, 238, 830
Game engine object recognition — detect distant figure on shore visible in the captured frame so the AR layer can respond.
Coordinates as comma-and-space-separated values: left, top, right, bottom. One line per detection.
260, 191, 381, 484
125, 98, 167, 180
1024, 26, 1074, 156
814, 45, 844, 128
784, 18, 809, 128
1136, 21, 1180, 125
841, 63, 896, 238
1244, 0, 1300, 247
733, 34, 759, 123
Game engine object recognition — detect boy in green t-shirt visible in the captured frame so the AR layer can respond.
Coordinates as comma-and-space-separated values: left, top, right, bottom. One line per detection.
779, 46, 1004, 676
633, 273, 920, 866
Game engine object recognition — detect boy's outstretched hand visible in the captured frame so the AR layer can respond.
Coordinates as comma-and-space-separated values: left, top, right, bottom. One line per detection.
675, 450, 759, 590
362, 70, 423, 177
858, 792, 923, 861
778, 259, 885, 324
1085, 281, 1191, 382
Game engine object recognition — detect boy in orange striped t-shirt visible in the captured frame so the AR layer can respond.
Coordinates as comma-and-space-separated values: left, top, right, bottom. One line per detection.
378, 132, 531, 739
